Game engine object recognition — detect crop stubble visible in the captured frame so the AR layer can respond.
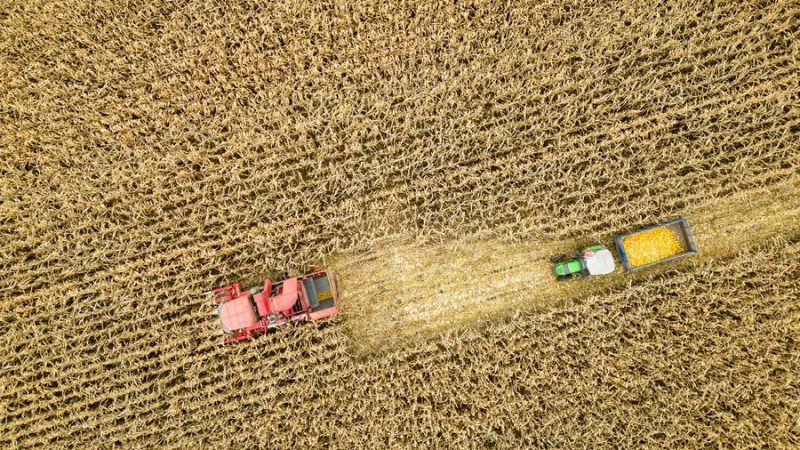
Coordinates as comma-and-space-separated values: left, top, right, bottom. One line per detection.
335, 180, 800, 352
1, 0, 799, 448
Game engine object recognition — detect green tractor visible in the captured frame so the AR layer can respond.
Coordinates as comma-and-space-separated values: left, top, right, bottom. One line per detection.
552, 244, 616, 280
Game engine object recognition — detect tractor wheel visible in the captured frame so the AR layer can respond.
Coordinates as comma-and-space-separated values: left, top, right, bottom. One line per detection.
550, 254, 567, 263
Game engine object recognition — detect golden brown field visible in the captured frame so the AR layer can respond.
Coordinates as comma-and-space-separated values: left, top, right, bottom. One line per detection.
1, 0, 798, 448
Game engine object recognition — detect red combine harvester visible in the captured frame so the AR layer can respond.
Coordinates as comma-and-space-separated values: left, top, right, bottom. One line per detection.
211, 268, 340, 344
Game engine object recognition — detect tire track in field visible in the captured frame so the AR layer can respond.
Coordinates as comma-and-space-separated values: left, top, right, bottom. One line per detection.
332, 179, 800, 354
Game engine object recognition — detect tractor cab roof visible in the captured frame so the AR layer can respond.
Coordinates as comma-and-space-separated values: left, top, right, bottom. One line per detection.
584, 248, 615, 275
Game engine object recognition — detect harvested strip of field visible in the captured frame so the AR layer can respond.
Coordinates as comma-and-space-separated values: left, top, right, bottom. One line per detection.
334, 180, 800, 353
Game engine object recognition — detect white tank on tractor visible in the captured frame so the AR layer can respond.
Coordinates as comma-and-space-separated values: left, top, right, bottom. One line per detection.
552, 245, 616, 280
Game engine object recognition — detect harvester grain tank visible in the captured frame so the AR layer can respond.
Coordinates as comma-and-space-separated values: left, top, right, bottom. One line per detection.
210, 268, 340, 344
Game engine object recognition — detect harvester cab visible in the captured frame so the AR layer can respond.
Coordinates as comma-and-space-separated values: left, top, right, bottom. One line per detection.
552, 245, 615, 280
212, 269, 340, 344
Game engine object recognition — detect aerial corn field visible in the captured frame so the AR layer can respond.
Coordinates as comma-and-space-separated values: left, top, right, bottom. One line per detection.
1, 0, 799, 448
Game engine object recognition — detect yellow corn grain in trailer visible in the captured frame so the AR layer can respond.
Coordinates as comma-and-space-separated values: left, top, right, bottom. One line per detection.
615, 218, 698, 271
